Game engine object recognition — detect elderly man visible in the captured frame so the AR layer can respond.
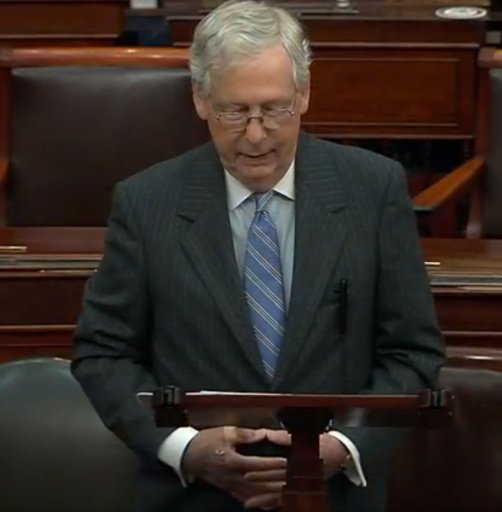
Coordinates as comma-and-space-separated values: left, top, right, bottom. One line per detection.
72, 1, 444, 511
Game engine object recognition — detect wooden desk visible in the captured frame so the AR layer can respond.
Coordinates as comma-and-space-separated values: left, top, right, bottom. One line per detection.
1, 229, 502, 362
0, 228, 102, 361
424, 238, 502, 347
0, 0, 128, 47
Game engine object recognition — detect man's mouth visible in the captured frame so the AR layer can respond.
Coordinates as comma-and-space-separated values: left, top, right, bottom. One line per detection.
241, 151, 272, 159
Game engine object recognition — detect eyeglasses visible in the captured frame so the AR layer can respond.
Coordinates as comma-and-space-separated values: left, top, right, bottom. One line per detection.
212, 95, 297, 131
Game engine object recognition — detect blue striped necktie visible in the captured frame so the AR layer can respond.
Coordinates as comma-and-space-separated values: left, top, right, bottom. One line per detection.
244, 191, 286, 379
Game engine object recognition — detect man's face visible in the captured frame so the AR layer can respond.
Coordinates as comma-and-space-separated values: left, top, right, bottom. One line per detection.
193, 43, 310, 192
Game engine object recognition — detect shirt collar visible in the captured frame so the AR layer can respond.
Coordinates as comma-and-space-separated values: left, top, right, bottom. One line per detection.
224, 159, 295, 211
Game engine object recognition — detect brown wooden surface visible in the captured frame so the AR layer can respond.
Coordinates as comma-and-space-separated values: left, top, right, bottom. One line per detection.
1, 229, 502, 361
0, 0, 128, 46
0, 226, 105, 252
0, 45, 190, 67
413, 156, 485, 212
166, 391, 430, 409
413, 156, 485, 237
447, 345, 502, 371
302, 47, 477, 139
424, 238, 502, 346
0, 324, 74, 361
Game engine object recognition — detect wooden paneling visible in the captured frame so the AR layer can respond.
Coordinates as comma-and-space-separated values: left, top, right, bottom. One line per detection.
303, 48, 476, 138
0, 325, 73, 361
0, 0, 128, 46
426, 238, 502, 346
0, 273, 91, 324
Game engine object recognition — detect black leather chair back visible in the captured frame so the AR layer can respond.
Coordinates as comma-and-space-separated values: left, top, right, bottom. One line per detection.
6, 66, 208, 226
0, 358, 138, 512
388, 366, 502, 512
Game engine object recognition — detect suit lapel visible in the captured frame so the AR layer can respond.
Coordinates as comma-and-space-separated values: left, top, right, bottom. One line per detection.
273, 135, 348, 389
177, 144, 266, 381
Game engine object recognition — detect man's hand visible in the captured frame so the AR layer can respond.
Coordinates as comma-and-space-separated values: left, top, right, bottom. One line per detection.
181, 426, 287, 510
263, 429, 349, 480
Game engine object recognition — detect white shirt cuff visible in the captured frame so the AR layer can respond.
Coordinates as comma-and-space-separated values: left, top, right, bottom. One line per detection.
157, 427, 199, 486
328, 430, 367, 487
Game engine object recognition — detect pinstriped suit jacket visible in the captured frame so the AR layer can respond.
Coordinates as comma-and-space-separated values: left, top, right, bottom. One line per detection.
72, 133, 444, 512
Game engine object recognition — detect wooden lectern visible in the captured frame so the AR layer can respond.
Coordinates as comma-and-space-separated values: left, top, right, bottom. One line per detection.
140, 389, 453, 512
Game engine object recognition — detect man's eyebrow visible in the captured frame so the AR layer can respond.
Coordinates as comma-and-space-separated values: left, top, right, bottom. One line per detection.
213, 101, 291, 112
213, 101, 246, 109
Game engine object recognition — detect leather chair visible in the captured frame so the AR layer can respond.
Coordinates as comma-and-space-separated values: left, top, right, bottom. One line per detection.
0, 47, 209, 226
388, 365, 502, 512
0, 357, 139, 512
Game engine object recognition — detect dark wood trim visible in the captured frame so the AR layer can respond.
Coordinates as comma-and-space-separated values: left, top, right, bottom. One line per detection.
0, 324, 74, 362
0, 33, 118, 40
0, 324, 74, 332
0, 46, 190, 67
0, 0, 127, 3
0, 227, 105, 252
446, 346, 502, 370
413, 156, 484, 211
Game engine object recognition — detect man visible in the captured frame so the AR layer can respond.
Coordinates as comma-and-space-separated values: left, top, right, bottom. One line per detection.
72, 1, 444, 511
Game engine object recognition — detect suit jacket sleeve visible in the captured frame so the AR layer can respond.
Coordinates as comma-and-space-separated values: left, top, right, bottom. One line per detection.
72, 181, 173, 461
334, 162, 445, 477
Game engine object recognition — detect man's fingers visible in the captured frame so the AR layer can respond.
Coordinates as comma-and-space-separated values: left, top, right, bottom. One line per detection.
244, 491, 283, 510
225, 426, 267, 445
244, 469, 286, 482
265, 429, 291, 446
231, 453, 287, 472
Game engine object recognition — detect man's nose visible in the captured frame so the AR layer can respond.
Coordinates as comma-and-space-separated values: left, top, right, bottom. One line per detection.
243, 116, 267, 145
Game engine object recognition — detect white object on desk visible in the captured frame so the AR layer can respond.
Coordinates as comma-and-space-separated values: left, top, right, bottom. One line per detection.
435, 6, 487, 19
130, 0, 158, 9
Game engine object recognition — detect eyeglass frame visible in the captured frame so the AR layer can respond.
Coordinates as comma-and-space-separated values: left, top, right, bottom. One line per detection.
211, 93, 298, 131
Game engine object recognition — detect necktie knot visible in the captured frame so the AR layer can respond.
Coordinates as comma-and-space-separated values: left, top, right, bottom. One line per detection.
253, 191, 274, 213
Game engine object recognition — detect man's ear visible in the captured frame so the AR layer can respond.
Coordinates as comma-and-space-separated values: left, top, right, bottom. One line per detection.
298, 78, 311, 115
192, 83, 210, 121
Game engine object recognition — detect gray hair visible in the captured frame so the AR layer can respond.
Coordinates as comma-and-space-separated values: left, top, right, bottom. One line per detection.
190, 0, 312, 97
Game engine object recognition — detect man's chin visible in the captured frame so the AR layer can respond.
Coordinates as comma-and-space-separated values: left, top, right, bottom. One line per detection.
234, 165, 283, 191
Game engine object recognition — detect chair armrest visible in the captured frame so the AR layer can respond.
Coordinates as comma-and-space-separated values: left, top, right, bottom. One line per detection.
0, 158, 7, 188
412, 156, 485, 214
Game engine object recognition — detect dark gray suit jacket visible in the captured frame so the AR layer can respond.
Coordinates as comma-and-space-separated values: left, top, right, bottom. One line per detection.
72, 133, 444, 512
